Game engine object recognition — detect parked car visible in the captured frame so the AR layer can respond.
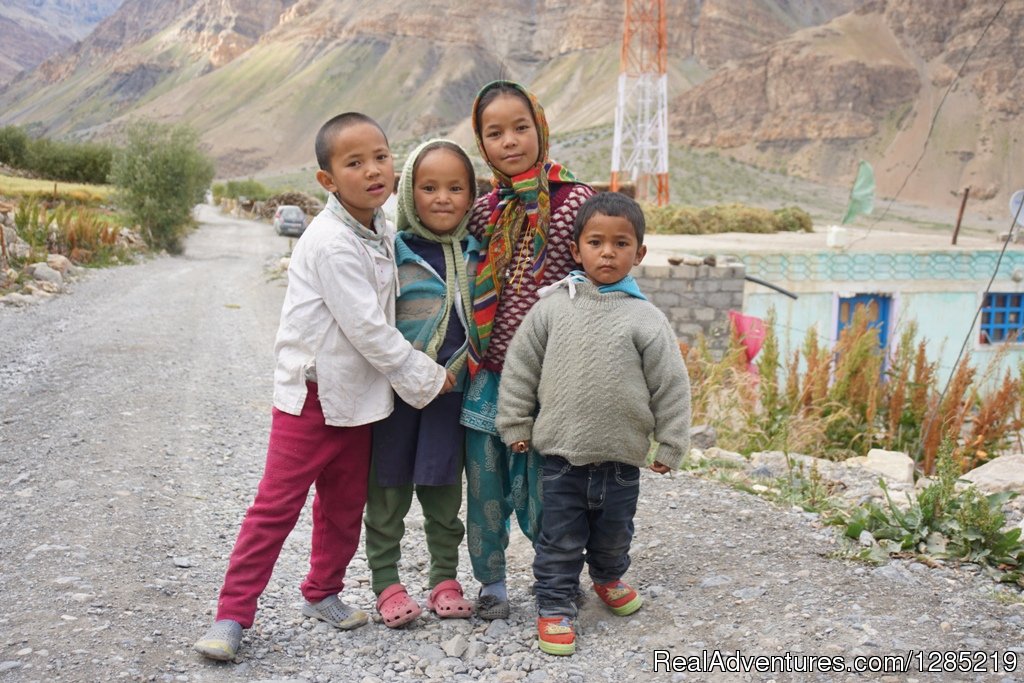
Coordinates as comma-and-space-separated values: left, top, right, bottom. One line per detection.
272, 205, 307, 237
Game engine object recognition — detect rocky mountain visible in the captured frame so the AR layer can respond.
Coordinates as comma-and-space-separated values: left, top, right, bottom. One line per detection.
0, 0, 857, 175
2, 0, 1019, 212
671, 0, 1023, 209
0, 0, 124, 83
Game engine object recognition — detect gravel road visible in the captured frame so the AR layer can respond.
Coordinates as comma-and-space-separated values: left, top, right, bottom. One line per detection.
2, 206, 1024, 683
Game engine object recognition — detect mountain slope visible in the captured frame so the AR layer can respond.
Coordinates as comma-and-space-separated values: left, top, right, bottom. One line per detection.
0, 1, 124, 83
0, 0, 859, 176
670, 0, 1023, 209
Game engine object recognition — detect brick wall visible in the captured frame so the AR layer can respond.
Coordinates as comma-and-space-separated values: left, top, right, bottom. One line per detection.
633, 263, 746, 357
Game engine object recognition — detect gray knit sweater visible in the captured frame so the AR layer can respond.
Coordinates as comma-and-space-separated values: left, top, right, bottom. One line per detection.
495, 280, 691, 469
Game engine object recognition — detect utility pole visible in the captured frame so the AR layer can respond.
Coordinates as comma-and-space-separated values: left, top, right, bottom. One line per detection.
610, 0, 670, 206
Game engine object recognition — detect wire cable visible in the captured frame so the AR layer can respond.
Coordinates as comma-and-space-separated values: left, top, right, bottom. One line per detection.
844, 0, 1007, 248
914, 198, 1024, 462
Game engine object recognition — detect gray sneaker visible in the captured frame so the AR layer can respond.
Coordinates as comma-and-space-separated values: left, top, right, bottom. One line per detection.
302, 594, 368, 630
194, 619, 242, 661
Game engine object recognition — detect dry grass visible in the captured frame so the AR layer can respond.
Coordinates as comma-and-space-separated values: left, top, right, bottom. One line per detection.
688, 308, 1023, 474
12, 197, 133, 267
0, 173, 112, 203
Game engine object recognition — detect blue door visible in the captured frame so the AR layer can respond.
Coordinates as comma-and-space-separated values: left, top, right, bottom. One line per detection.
837, 294, 891, 350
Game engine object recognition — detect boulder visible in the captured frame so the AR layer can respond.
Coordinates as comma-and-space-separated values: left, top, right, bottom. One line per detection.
27, 263, 63, 285
961, 454, 1024, 494
702, 447, 747, 467
689, 424, 717, 450
749, 450, 827, 475
47, 253, 72, 274
849, 449, 915, 484
3, 226, 31, 259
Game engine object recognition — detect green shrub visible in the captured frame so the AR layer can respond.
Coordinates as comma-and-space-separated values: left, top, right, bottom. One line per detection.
0, 126, 114, 184
643, 202, 813, 235
25, 137, 114, 184
109, 120, 215, 254
773, 206, 813, 232
830, 440, 1024, 573
0, 126, 30, 167
223, 178, 272, 201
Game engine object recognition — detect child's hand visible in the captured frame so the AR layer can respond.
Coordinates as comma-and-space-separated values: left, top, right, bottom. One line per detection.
439, 370, 457, 394
511, 440, 530, 453
649, 461, 671, 474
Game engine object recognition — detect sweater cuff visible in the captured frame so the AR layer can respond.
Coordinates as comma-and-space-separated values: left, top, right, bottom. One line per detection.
498, 423, 533, 448
652, 443, 685, 470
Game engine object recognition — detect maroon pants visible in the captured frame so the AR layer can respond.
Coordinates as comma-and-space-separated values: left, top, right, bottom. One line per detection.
215, 383, 371, 627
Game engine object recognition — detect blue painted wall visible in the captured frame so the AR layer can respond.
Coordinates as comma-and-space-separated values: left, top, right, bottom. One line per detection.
740, 250, 1024, 387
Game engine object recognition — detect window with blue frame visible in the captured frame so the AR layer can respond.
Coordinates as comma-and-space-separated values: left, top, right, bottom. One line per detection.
980, 293, 1024, 344
837, 294, 891, 350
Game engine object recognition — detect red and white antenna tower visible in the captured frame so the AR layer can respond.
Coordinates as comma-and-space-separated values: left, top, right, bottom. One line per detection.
610, 0, 670, 206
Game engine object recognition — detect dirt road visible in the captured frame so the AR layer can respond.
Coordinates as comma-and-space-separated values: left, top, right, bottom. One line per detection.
2, 206, 1023, 682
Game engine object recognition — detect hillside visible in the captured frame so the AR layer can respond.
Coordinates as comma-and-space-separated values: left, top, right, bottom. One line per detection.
0, 0, 124, 84
671, 0, 1024, 212
0, 0, 857, 176
1, 0, 1019, 214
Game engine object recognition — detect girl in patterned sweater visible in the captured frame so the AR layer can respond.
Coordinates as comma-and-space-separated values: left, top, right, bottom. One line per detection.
462, 80, 595, 619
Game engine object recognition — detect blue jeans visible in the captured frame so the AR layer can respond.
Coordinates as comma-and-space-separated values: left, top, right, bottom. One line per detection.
533, 456, 640, 618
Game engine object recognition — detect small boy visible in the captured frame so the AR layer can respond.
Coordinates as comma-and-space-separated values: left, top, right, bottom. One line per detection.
193, 113, 453, 661
496, 192, 691, 656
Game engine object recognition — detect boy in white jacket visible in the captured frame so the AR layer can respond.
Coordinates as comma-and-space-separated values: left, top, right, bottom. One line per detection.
195, 113, 454, 661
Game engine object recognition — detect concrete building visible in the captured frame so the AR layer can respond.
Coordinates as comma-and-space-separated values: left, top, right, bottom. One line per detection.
641, 226, 1024, 385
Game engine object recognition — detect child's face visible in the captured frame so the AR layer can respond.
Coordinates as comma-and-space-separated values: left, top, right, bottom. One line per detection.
413, 148, 473, 236
570, 213, 647, 286
479, 93, 540, 178
315, 122, 394, 227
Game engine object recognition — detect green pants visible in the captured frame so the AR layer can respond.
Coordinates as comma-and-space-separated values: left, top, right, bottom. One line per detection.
364, 459, 465, 595
465, 428, 543, 584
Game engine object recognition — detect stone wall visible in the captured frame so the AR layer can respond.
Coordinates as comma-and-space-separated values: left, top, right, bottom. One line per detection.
633, 263, 746, 357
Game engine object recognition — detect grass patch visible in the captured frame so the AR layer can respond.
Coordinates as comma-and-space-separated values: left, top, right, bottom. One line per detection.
0, 173, 113, 204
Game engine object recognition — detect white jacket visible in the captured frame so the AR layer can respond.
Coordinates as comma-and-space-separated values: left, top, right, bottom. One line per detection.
272, 201, 446, 426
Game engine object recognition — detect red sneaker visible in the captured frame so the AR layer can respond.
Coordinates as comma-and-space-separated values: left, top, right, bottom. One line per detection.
593, 579, 643, 616
537, 616, 576, 655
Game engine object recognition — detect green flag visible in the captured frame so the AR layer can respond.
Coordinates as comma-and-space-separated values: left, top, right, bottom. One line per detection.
842, 160, 875, 224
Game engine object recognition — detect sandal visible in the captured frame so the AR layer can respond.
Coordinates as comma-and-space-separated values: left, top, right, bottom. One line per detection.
375, 583, 422, 628
426, 579, 473, 619
474, 593, 510, 620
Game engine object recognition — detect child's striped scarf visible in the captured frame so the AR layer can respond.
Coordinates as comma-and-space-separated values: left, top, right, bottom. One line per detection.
467, 81, 577, 376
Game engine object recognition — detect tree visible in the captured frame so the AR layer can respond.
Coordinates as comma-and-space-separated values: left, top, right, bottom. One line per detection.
109, 120, 215, 253
0, 126, 29, 168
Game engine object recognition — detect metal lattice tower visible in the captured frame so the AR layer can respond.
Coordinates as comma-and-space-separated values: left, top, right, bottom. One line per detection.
610, 0, 669, 206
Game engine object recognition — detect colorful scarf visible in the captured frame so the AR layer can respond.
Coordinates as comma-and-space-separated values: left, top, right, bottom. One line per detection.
468, 80, 577, 375
396, 138, 474, 375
